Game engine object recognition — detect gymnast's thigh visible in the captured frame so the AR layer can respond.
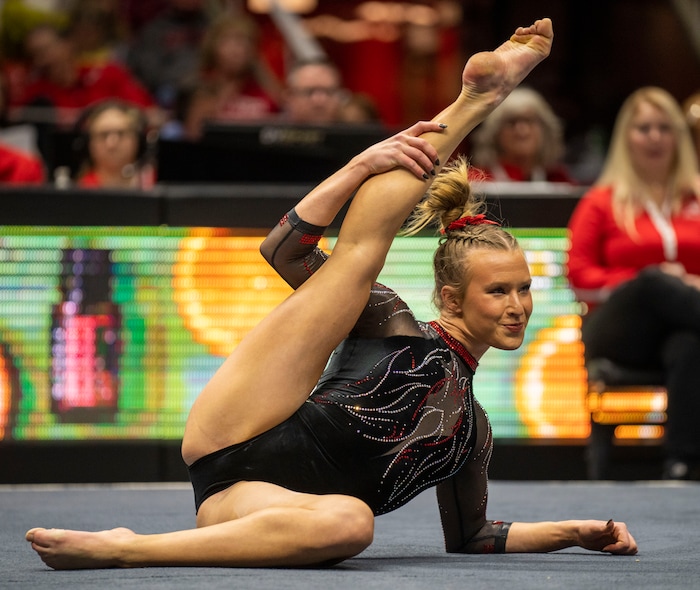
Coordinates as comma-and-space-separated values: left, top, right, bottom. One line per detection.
183, 253, 382, 463
195, 480, 370, 529
196, 481, 307, 527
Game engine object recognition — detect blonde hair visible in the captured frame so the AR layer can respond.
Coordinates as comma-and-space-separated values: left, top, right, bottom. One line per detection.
198, 13, 282, 104
471, 86, 565, 170
595, 86, 700, 232
402, 156, 520, 311
199, 13, 259, 73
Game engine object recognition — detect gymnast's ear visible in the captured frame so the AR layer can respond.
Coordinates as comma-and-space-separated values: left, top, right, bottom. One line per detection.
440, 285, 463, 316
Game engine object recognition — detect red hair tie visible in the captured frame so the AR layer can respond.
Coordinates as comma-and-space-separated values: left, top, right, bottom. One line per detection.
442, 214, 499, 234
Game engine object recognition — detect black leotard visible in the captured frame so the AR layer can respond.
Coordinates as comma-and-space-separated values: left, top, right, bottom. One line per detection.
189, 316, 484, 514
188, 209, 499, 550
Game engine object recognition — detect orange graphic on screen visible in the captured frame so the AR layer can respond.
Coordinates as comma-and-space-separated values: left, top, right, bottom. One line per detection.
0, 343, 19, 440
173, 231, 324, 356
515, 314, 590, 438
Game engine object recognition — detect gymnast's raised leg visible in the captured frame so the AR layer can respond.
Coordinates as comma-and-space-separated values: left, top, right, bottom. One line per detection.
179, 17, 554, 465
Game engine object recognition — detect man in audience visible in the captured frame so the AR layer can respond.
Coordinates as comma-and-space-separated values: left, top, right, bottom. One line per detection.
282, 59, 346, 125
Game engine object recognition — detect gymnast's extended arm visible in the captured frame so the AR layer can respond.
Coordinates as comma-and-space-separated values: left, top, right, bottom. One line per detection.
436, 410, 637, 555
260, 121, 444, 288
436, 402, 506, 554
439, 468, 638, 555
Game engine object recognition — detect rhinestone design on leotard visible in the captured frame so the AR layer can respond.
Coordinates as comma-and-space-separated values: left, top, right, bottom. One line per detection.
313, 321, 477, 514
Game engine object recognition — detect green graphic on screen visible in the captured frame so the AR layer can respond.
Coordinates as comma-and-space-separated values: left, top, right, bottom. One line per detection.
0, 226, 590, 442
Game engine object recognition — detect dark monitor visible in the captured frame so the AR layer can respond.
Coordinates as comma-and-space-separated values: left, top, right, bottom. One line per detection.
156, 122, 392, 184
36, 129, 84, 180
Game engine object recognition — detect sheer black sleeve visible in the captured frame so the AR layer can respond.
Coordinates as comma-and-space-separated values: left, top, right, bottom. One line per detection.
260, 208, 329, 290
261, 208, 423, 339
436, 401, 511, 553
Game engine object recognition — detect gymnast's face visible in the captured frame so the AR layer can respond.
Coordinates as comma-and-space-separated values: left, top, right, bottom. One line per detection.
455, 249, 532, 359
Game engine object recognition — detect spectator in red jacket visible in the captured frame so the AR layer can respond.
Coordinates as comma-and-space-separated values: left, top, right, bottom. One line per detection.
567, 86, 700, 480
13, 23, 156, 127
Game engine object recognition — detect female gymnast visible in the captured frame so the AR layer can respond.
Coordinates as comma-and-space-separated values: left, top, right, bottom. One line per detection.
26, 18, 638, 569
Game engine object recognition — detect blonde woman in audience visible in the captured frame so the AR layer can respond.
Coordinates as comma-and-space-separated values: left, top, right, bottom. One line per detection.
567, 87, 700, 480
198, 13, 281, 122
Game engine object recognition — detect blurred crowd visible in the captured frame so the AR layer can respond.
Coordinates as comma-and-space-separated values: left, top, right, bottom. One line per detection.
0, 0, 379, 187
0, 0, 698, 189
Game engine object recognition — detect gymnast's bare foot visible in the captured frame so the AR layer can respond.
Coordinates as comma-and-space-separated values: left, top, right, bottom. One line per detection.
460, 17, 553, 108
26, 526, 136, 569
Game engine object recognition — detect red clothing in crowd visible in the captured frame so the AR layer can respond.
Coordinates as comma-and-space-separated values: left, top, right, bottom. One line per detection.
77, 167, 156, 189
476, 160, 574, 183
567, 185, 700, 305
0, 144, 45, 184
14, 62, 155, 111
210, 78, 279, 122
77, 170, 102, 187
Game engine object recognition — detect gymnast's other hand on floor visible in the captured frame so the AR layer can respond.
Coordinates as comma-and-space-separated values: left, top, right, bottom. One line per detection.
576, 519, 638, 555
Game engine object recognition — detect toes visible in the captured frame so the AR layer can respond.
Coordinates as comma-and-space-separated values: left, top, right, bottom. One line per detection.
25, 528, 43, 542
26, 527, 63, 547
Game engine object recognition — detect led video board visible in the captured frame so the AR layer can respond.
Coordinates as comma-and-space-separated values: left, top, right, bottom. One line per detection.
0, 225, 593, 442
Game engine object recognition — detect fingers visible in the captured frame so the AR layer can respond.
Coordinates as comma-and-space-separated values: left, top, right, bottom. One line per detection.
359, 120, 445, 179
393, 121, 445, 179
394, 142, 438, 180
602, 520, 638, 555
578, 519, 638, 555
404, 120, 448, 137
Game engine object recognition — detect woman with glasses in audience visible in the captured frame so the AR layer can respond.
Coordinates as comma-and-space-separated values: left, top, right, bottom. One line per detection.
75, 99, 154, 189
